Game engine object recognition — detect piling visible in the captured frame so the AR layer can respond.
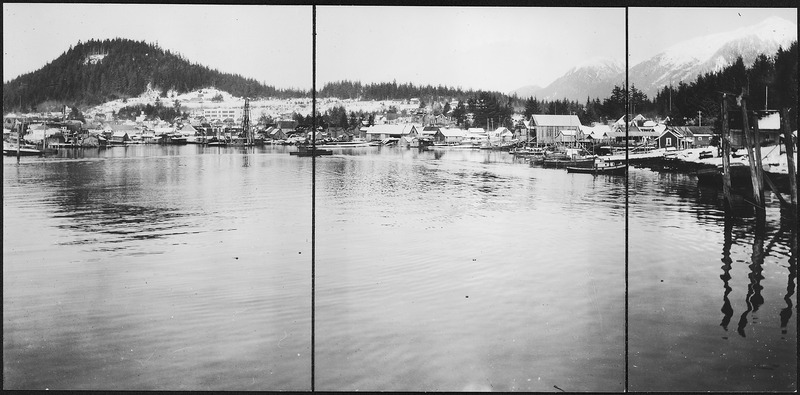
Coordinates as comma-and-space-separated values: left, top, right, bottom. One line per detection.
16, 122, 21, 162
782, 108, 797, 209
739, 91, 764, 208
720, 94, 733, 209
752, 110, 765, 194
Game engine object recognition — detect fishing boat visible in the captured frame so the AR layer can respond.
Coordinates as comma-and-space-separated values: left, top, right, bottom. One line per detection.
3, 141, 42, 156
315, 139, 371, 149
567, 161, 627, 175
543, 157, 595, 168
542, 147, 595, 168
290, 145, 333, 157
206, 136, 228, 147
510, 146, 546, 156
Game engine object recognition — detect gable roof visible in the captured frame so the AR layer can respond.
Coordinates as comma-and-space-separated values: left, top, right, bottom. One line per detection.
366, 124, 417, 135
440, 128, 466, 137
531, 114, 582, 127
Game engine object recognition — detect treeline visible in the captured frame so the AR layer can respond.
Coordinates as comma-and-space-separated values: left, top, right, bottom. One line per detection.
621, 41, 798, 130
115, 98, 186, 122
2, 38, 308, 111
319, 80, 488, 102
651, 41, 797, 130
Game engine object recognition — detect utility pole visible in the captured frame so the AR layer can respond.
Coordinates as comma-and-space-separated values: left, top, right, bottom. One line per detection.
697, 110, 702, 127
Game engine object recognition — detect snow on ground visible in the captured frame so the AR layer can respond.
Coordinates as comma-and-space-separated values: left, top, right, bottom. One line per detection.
86, 87, 426, 120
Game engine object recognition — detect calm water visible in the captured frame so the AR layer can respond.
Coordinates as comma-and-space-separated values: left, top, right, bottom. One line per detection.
3, 145, 796, 391
4, 145, 312, 390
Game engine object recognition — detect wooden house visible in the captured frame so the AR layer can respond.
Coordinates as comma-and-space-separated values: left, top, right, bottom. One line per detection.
365, 124, 418, 141
657, 129, 680, 149
530, 114, 582, 144
437, 128, 465, 144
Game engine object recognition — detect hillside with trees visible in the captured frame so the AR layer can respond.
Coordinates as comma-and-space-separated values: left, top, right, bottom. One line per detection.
3, 38, 308, 112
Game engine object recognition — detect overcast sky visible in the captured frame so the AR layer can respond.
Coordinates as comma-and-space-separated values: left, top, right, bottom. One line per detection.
317, 7, 626, 93
3, 5, 797, 95
2, 4, 312, 89
629, 7, 797, 65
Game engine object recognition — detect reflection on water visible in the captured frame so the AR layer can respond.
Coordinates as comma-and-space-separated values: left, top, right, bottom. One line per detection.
4, 145, 311, 390
3, 147, 795, 391
315, 148, 625, 391
720, 217, 734, 332
629, 167, 797, 392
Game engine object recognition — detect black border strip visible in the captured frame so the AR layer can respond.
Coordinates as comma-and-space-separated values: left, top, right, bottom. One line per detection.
624, 6, 630, 393
311, 4, 317, 392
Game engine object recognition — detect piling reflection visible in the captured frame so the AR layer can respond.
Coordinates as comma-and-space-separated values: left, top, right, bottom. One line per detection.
737, 213, 766, 337
718, 203, 797, 339
780, 211, 797, 335
720, 216, 734, 331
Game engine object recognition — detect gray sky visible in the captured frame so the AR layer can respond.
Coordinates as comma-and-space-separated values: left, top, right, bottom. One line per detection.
3, 4, 312, 89
3, 5, 796, 94
629, 8, 797, 64
317, 7, 626, 93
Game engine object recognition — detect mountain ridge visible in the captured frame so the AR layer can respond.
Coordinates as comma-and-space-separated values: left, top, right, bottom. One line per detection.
511, 16, 796, 101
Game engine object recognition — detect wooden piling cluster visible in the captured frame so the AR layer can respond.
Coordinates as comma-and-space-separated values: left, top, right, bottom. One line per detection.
738, 89, 765, 208
720, 94, 733, 209
719, 90, 796, 213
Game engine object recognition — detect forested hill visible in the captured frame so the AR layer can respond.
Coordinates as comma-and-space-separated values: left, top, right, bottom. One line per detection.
3, 38, 308, 111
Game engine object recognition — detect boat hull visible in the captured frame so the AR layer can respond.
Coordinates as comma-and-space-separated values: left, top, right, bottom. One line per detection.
566, 164, 627, 175
543, 158, 595, 168
3, 148, 42, 156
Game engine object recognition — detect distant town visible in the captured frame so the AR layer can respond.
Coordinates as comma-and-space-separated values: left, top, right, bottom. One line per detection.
1, 84, 788, 155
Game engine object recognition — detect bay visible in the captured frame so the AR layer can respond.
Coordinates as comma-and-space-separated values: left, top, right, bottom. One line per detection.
3, 144, 795, 391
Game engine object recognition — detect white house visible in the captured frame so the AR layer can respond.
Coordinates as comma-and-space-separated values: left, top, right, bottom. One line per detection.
490, 127, 514, 142
365, 124, 418, 141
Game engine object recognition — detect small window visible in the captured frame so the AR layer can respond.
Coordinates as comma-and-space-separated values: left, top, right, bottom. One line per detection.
666, 137, 672, 146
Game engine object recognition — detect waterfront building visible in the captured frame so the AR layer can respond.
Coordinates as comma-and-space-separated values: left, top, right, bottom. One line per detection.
420, 126, 440, 140
437, 128, 466, 144
365, 124, 418, 141
490, 127, 513, 142
530, 114, 582, 144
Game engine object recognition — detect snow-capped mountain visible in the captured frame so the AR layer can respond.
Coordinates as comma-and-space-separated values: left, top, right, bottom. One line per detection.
512, 16, 796, 102
629, 16, 797, 97
511, 57, 623, 101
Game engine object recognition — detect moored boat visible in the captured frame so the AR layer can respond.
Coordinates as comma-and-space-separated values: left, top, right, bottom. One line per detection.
315, 140, 371, 149
3, 141, 43, 156
566, 162, 627, 175
290, 145, 333, 157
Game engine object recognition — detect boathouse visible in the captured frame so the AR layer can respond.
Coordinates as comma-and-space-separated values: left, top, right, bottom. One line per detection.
110, 131, 130, 144
437, 128, 465, 144
530, 114, 582, 144
365, 124, 418, 141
